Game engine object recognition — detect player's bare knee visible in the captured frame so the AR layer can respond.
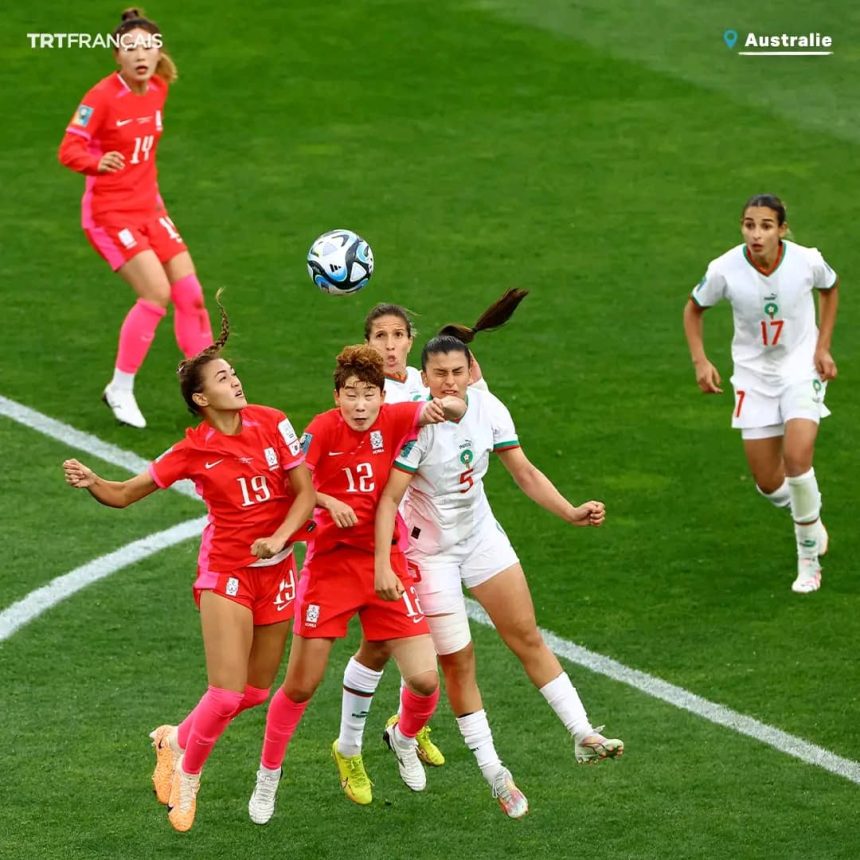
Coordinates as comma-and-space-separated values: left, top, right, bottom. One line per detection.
783, 448, 814, 476
438, 642, 475, 679
404, 669, 438, 697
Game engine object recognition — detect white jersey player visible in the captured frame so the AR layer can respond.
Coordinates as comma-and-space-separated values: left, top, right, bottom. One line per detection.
373, 335, 623, 818
683, 194, 840, 594
329, 295, 538, 812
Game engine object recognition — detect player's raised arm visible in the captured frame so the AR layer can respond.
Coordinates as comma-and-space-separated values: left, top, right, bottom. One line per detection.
63, 458, 158, 508
495, 447, 605, 527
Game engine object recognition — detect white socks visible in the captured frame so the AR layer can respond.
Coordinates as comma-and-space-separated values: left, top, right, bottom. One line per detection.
788, 468, 822, 560
456, 710, 502, 784
110, 368, 135, 391
757, 479, 791, 509
337, 658, 383, 757
540, 672, 592, 741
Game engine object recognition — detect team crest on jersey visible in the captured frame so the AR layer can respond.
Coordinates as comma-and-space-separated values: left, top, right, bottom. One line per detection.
118, 229, 137, 249
73, 104, 94, 127
264, 447, 279, 469
459, 448, 474, 465
305, 603, 320, 627
370, 431, 384, 452
763, 300, 779, 318
225, 577, 240, 597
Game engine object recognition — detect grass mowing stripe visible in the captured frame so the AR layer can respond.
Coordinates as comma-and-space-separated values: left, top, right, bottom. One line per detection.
0, 516, 208, 641
467, 599, 860, 786
6, 392, 860, 788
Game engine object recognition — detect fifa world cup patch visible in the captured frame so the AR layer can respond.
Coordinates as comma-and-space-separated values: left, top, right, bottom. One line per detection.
305, 603, 321, 627
73, 104, 94, 127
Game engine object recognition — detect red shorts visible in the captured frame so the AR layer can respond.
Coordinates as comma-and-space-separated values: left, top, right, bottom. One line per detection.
84, 209, 188, 271
294, 546, 429, 641
193, 556, 297, 625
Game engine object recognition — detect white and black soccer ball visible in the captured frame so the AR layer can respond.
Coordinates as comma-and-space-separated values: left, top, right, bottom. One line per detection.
306, 229, 374, 296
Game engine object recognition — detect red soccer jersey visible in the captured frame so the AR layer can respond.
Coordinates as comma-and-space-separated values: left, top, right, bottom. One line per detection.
149, 404, 305, 575
302, 402, 423, 554
58, 73, 168, 225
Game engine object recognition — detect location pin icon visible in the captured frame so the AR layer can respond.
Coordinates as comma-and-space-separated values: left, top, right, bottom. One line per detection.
723, 29, 738, 49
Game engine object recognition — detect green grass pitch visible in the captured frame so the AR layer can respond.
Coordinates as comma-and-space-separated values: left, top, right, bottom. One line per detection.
1, 1, 859, 857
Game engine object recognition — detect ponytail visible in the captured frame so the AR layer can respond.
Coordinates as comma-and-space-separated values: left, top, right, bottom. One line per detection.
437, 288, 528, 344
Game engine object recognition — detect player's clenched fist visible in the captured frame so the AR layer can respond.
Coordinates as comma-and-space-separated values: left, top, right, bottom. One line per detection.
63, 458, 96, 488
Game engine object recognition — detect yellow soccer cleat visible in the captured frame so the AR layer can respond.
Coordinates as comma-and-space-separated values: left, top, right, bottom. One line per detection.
386, 714, 445, 767
331, 740, 373, 805
167, 758, 201, 833
149, 724, 180, 805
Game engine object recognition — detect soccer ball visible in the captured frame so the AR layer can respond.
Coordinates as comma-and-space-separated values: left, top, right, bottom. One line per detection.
307, 229, 374, 296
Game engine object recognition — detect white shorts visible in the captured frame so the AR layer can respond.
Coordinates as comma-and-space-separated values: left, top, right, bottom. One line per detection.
407, 516, 519, 616
731, 379, 830, 440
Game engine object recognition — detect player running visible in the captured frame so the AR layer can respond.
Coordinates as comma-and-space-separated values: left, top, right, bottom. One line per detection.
58, 8, 213, 428
374, 335, 624, 818
63, 292, 315, 832
331, 291, 528, 797
246, 345, 466, 825
683, 194, 839, 593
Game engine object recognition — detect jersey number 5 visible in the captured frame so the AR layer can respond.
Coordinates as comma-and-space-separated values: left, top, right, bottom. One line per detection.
458, 468, 474, 493
760, 319, 784, 346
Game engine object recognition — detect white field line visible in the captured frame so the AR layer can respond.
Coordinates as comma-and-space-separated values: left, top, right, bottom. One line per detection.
0, 517, 208, 641
0, 395, 199, 500
2, 394, 859, 786
465, 602, 860, 785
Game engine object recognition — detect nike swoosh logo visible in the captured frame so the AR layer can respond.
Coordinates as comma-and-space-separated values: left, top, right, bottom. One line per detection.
116, 118, 133, 126
328, 451, 346, 456
204, 460, 223, 469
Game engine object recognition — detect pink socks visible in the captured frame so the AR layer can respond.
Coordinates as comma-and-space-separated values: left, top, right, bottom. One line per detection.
397, 685, 440, 738
261, 689, 310, 770
181, 686, 243, 775
115, 299, 166, 374
177, 684, 270, 749
170, 274, 213, 357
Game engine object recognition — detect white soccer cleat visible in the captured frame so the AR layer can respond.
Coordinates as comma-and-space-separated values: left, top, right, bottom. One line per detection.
491, 767, 528, 819
574, 725, 624, 764
383, 724, 426, 791
791, 558, 822, 594
102, 384, 146, 428
248, 766, 282, 825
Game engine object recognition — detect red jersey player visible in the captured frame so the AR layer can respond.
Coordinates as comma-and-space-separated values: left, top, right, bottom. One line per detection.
246, 345, 466, 825
58, 9, 213, 429
62, 293, 315, 833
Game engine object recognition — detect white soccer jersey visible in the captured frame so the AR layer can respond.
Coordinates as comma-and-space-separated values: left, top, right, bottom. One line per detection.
384, 367, 427, 403
691, 241, 837, 392
393, 388, 520, 553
